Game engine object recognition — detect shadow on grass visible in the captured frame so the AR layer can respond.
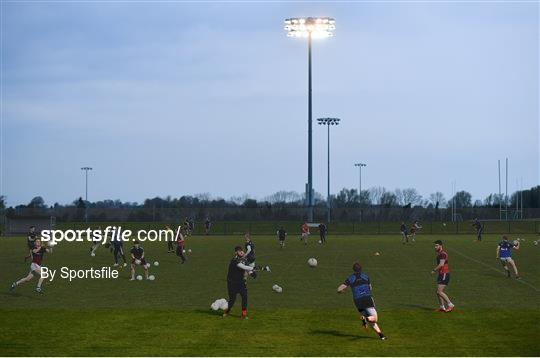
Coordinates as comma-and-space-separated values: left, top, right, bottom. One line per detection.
400, 303, 434, 311
193, 309, 229, 317
310, 329, 374, 340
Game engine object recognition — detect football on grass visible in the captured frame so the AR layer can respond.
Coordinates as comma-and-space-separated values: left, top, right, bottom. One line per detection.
308, 258, 317, 267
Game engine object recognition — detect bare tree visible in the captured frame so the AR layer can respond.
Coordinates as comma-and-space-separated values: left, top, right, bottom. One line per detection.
429, 192, 447, 208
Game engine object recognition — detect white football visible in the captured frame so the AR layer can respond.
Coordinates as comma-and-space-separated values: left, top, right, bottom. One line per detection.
308, 258, 318, 267
153, 261, 159, 266
188, 249, 192, 253
276, 286, 283, 293
210, 301, 220, 311
219, 299, 229, 311
148, 275, 155, 281
91, 252, 96, 257
136, 275, 143, 281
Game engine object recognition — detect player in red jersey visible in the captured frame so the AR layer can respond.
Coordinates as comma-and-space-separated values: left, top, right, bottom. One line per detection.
431, 240, 455, 312
409, 220, 422, 242
301, 222, 310, 245
11, 239, 52, 294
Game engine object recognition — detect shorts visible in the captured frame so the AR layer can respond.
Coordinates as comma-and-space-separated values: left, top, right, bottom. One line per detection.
437, 272, 450, 285
132, 258, 147, 266
30, 263, 41, 274
500, 257, 514, 263
354, 296, 377, 317
301, 232, 309, 238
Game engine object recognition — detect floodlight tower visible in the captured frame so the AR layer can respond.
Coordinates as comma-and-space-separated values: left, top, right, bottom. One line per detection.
284, 17, 336, 222
354, 163, 367, 200
81, 167, 92, 222
317, 117, 340, 222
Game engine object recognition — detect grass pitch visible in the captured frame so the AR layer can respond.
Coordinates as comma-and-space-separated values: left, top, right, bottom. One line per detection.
0, 232, 539, 356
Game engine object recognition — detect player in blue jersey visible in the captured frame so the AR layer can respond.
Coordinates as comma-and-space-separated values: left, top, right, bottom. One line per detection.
496, 235, 520, 279
337, 262, 386, 340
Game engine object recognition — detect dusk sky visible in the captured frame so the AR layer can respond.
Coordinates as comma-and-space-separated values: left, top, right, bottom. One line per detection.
2, 1, 538, 206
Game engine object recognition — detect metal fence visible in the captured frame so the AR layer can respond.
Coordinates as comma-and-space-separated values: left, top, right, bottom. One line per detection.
4, 206, 540, 223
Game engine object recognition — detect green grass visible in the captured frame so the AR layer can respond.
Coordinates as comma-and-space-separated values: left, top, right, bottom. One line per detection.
1, 233, 539, 356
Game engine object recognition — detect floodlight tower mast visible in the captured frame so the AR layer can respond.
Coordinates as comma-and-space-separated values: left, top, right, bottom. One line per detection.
284, 17, 335, 222
81, 167, 92, 223
318, 117, 340, 222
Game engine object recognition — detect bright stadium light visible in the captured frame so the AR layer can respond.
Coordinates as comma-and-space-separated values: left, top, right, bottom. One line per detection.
317, 118, 341, 222
284, 17, 336, 38
284, 16, 336, 222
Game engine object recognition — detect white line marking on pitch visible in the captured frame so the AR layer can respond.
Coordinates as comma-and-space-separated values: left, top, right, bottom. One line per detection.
448, 248, 540, 292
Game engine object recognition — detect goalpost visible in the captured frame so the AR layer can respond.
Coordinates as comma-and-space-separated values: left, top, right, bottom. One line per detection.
4, 216, 55, 235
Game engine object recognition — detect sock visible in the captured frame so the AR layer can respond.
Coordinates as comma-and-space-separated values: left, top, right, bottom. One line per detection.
241, 309, 247, 317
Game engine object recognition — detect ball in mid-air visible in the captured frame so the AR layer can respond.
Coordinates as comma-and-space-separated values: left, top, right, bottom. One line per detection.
307, 258, 318, 267
153, 261, 159, 266
136, 275, 143, 281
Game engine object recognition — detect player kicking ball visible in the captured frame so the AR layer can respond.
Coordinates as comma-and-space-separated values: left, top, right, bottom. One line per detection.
11, 239, 52, 294
337, 262, 387, 340
130, 240, 149, 280
496, 235, 520, 279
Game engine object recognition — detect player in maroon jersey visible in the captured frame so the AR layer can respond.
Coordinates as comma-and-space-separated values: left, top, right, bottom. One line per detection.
431, 240, 455, 312
11, 239, 52, 294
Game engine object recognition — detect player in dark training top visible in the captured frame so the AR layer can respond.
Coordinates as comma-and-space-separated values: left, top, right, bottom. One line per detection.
472, 218, 483, 242
318, 223, 327, 244
400, 222, 409, 244
130, 240, 149, 280
277, 226, 287, 248
11, 238, 53, 294
431, 240, 454, 312
223, 246, 256, 319
111, 234, 127, 267
337, 262, 386, 340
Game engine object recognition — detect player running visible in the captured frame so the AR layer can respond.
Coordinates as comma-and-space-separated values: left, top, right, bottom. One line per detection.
496, 235, 520, 279
400, 222, 409, 244
337, 262, 387, 340
431, 240, 455, 312
472, 218, 483, 242
176, 227, 187, 264
24, 226, 38, 262
318, 223, 327, 244
130, 240, 149, 280
301, 222, 310, 245
11, 239, 52, 294
409, 220, 422, 242
223, 245, 256, 319
277, 226, 287, 248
